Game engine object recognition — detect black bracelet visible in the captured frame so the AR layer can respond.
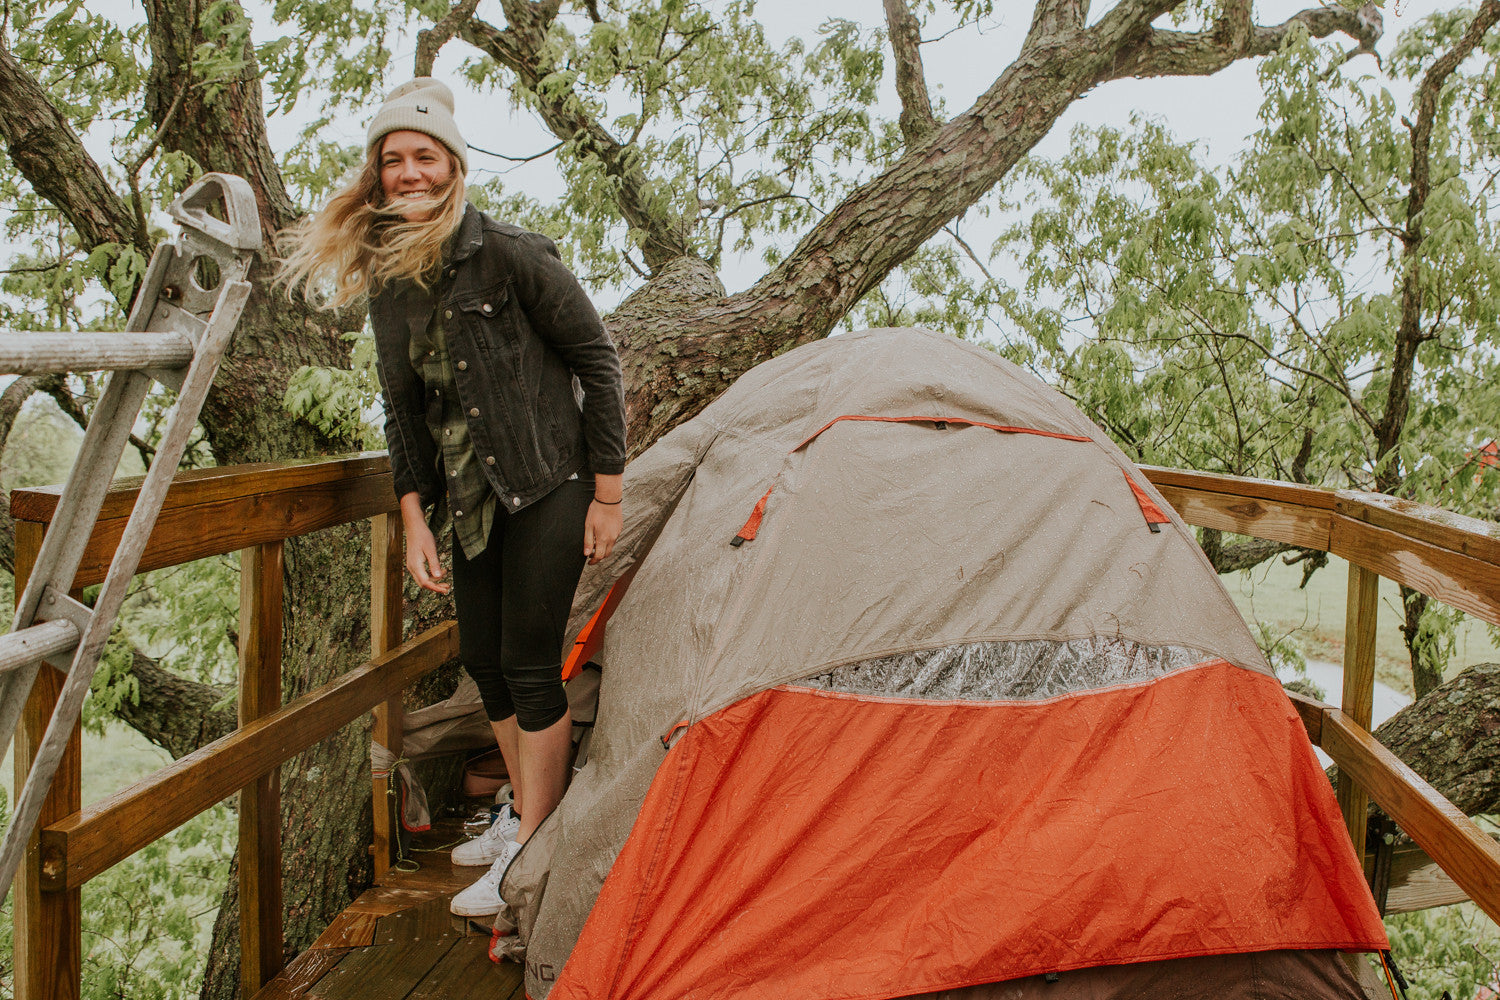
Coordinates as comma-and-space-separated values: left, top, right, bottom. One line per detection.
593, 496, 622, 505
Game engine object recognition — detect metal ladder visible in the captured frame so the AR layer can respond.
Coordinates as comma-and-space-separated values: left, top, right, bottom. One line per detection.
0, 172, 259, 906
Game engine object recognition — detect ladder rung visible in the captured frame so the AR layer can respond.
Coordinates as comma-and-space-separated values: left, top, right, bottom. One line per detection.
0, 619, 80, 675
0, 332, 194, 375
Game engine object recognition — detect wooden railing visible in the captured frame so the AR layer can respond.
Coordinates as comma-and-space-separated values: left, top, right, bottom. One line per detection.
1142, 466, 1500, 924
8, 454, 444, 1000
5, 455, 1499, 1000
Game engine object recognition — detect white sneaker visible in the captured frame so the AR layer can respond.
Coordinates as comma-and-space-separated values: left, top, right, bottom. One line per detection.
452, 804, 522, 867
450, 839, 520, 917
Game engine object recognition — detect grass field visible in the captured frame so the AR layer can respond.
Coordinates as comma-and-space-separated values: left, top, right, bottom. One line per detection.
1, 723, 170, 806
1220, 554, 1500, 696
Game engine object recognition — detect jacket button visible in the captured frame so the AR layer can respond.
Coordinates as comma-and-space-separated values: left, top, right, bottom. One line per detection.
512, 497, 520, 506
444, 309, 453, 319
456, 361, 467, 371
448, 269, 456, 278
469, 407, 479, 417
455, 509, 464, 518
482, 303, 493, 313
485, 456, 495, 466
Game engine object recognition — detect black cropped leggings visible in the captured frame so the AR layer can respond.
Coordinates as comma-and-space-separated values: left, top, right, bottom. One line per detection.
450, 477, 592, 732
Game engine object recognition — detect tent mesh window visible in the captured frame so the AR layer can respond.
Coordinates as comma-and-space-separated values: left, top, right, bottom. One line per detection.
796, 637, 1216, 702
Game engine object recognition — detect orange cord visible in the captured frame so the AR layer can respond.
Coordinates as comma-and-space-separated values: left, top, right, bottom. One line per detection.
1379, 951, 1401, 1000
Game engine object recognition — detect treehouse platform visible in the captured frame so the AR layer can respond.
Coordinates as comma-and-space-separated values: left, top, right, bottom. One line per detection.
253, 817, 522, 1000
6, 454, 1500, 1000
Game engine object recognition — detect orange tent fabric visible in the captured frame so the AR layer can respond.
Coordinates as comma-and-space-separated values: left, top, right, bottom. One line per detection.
552, 662, 1385, 1000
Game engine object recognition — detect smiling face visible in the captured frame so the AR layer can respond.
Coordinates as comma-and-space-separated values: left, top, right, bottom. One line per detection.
378, 130, 455, 220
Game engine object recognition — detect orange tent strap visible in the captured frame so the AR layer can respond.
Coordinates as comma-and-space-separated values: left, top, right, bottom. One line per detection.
732, 415, 1095, 546
731, 485, 774, 546
1124, 472, 1170, 533
562, 565, 640, 681
792, 414, 1092, 453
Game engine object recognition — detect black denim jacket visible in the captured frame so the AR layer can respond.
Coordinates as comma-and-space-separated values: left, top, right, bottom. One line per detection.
371, 204, 626, 515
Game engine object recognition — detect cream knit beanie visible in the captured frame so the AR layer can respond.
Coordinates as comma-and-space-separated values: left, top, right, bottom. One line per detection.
367, 77, 468, 173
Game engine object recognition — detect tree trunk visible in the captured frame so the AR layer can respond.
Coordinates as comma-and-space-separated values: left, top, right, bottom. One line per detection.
1326, 662, 1500, 820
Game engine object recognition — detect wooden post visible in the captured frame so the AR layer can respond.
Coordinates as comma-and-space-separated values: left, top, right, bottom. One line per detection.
12, 520, 83, 1000
370, 513, 405, 880
238, 541, 285, 998
1338, 562, 1380, 872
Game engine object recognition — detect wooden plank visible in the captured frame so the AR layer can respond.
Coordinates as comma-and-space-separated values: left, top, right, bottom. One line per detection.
10, 452, 391, 524
1384, 835, 1500, 914
1336, 490, 1500, 567
309, 934, 461, 1000
252, 946, 351, 1000
0, 331, 194, 374
407, 934, 524, 1000
311, 910, 383, 950
1139, 466, 1339, 510
31, 473, 396, 591
1322, 708, 1500, 926
1337, 563, 1380, 869
1330, 512, 1500, 629
11, 521, 83, 1000
349, 884, 453, 910
240, 541, 287, 998
39, 622, 459, 890
1284, 690, 1326, 747
371, 513, 405, 880
372, 897, 456, 947
1150, 483, 1332, 551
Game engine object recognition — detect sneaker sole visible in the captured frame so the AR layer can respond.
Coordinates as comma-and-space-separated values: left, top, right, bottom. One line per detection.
451, 853, 505, 867
449, 897, 503, 917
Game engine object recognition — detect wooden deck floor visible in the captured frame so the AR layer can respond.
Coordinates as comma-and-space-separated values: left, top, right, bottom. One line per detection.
254, 819, 524, 1000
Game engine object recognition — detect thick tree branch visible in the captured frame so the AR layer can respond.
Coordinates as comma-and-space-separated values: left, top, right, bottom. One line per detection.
607, 0, 1380, 452
882, 0, 937, 146
141, 0, 298, 243
1099, 2, 1381, 83
0, 375, 47, 575
114, 648, 236, 759
1026, 0, 1090, 46
38, 377, 156, 468
415, 0, 482, 77
1198, 527, 1297, 575
1375, 0, 1500, 492
461, 5, 690, 272
1327, 662, 1500, 820
0, 38, 144, 254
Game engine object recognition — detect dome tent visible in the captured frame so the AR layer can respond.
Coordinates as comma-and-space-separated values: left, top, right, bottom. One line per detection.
492, 327, 1388, 999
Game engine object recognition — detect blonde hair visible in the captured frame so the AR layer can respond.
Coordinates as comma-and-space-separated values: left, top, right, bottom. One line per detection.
277, 141, 467, 309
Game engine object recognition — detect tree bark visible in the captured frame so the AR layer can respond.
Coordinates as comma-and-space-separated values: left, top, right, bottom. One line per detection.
0, 41, 144, 258
0, 375, 45, 575
115, 649, 236, 759
1327, 662, 1500, 820
883, 0, 937, 146
1198, 528, 1299, 576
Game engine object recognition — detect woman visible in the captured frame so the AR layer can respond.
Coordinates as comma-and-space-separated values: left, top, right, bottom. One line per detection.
279, 78, 626, 919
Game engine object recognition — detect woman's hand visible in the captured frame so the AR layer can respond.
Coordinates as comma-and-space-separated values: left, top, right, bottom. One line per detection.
584, 474, 623, 565
399, 492, 451, 594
